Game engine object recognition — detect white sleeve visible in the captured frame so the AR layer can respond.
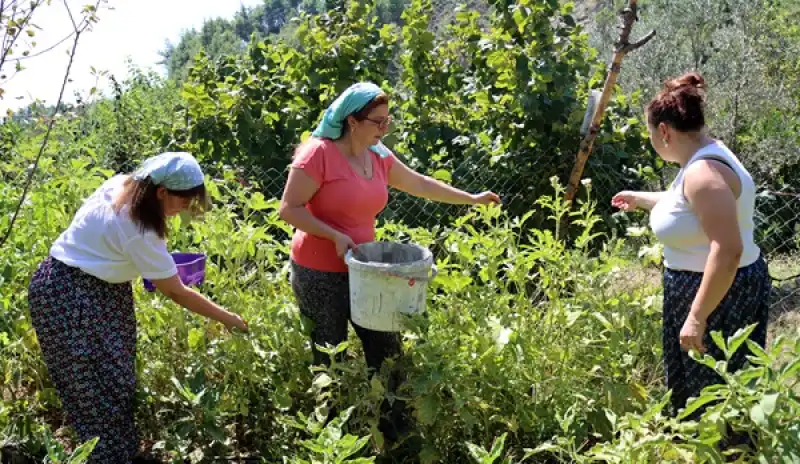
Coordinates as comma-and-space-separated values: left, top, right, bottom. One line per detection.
124, 234, 178, 280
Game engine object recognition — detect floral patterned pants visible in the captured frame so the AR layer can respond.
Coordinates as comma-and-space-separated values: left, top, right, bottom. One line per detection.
28, 257, 138, 464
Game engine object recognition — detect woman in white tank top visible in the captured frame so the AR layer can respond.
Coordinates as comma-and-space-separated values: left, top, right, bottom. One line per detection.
611, 72, 770, 430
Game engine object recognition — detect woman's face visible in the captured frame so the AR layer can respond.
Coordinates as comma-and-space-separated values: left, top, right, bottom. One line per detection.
350, 104, 391, 145
157, 187, 192, 217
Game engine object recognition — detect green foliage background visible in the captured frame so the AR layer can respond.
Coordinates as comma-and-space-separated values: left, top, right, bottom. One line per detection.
1, 0, 798, 463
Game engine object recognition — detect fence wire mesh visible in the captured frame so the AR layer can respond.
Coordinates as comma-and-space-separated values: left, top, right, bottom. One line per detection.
235, 144, 800, 323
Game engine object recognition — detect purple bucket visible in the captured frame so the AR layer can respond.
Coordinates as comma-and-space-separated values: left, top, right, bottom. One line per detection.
143, 252, 206, 292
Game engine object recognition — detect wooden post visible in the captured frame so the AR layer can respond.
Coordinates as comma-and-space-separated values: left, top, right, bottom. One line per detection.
562, 0, 655, 213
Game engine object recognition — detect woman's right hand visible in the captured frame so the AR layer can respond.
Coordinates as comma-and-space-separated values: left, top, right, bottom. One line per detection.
611, 191, 640, 212
333, 232, 356, 257
224, 312, 249, 333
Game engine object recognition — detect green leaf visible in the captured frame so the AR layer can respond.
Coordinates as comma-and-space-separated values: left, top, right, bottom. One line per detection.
759, 392, 779, 416
727, 324, 757, 358
710, 330, 727, 356
489, 432, 508, 461
207, 424, 227, 442
781, 357, 800, 379
592, 312, 613, 330
750, 404, 768, 426
466, 441, 491, 463
67, 437, 99, 464
678, 392, 721, 420
416, 394, 440, 426
522, 443, 560, 460
745, 339, 771, 365
432, 169, 452, 183
248, 192, 271, 211
312, 373, 332, 391
188, 327, 203, 350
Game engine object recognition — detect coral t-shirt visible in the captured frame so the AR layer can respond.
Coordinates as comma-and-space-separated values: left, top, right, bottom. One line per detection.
290, 137, 395, 272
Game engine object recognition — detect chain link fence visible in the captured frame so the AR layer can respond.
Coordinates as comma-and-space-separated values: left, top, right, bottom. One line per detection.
236, 146, 800, 321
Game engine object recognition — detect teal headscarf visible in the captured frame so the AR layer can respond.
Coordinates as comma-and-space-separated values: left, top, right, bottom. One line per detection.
132, 152, 205, 191
312, 82, 391, 158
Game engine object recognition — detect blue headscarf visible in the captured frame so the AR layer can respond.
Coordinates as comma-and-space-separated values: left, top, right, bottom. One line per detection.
312, 82, 391, 158
132, 152, 205, 191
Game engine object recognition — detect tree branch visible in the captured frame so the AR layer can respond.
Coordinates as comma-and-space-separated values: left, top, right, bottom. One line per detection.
0, 1, 42, 70
563, 0, 656, 210
622, 29, 656, 53
63, 0, 78, 31
6, 29, 77, 63
0, 0, 104, 249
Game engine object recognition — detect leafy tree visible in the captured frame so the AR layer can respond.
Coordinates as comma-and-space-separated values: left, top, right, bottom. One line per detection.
587, 0, 800, 253
167, 0, 653, 232
159, 18, 248, 81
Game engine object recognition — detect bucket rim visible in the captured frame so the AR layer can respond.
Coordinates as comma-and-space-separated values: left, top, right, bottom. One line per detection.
345, 241, 432, 267
170, 252, 206, 266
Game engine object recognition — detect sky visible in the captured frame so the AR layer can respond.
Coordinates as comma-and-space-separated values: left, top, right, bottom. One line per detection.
1, 0, 264, 114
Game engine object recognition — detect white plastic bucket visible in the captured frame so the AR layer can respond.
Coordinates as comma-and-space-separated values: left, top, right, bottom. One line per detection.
344, 241, 437, 332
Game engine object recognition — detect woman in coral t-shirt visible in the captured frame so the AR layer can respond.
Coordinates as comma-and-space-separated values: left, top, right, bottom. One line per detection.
279, 83, 498, 436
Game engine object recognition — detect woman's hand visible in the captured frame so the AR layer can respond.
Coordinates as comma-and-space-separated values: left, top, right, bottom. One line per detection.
224, 313, 249, 333
471, 191, 501, 205
334, 232, 356, 257
679, 314, 707, 353
611, 191, 665, 211
611, 191, 640, 212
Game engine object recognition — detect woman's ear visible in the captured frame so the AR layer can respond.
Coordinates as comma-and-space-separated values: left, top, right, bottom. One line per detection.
345, 115, 357, 132
156, 186, 167, 201
658, 122, 670, 144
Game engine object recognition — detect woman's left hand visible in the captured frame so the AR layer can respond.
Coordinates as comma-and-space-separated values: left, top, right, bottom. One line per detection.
679, 314, 707, 353
471, 191, 501, 205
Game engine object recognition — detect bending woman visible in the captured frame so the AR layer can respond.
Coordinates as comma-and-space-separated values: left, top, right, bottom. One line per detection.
28, 152, 248, 464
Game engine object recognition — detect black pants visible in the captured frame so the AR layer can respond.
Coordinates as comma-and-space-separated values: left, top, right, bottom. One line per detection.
290, 260, 411, 442
290, 260, 403, 369
662, 255, 770, 419
662, 256, 770, 457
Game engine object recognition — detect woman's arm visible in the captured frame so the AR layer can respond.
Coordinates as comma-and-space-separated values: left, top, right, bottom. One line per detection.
279, 167, 355, 256
633, 192, 667, 210
611, 191, 666, 211
388, 157, 500, 205
679, 160, 744, 352
152, 275, 248, 331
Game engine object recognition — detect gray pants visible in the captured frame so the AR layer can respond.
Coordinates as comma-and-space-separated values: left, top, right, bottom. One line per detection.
290, 260, 402, 370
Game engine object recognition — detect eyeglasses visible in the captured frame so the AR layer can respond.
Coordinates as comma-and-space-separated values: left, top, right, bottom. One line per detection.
363, 115, 393, 129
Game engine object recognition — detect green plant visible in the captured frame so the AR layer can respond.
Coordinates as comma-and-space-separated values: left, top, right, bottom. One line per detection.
527, 326, 800, 463
287, 406, 375, 464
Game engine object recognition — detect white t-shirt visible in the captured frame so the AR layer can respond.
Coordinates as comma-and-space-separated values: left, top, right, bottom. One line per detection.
50, 175, 178, 283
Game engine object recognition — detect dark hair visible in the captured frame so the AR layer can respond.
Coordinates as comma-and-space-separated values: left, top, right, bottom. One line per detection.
646, 72, 707, 132
113, 176, 209, 239
292, 93, 390, 159
340, 93, 390, 137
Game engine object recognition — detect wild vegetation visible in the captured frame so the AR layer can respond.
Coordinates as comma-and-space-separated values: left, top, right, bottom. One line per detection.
1, 0, 798, 462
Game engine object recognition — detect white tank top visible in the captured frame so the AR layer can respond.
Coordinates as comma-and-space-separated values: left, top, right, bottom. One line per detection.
649, 140, 761, 272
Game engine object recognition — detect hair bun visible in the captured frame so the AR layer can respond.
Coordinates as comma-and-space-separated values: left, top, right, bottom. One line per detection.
646, 71, 707, 132
665, 72, 706, 91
